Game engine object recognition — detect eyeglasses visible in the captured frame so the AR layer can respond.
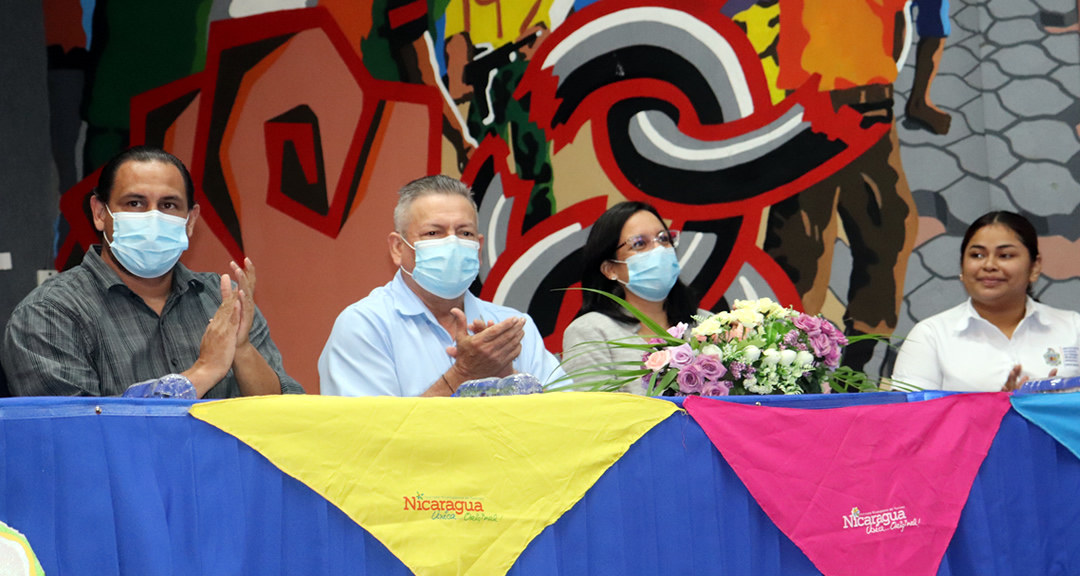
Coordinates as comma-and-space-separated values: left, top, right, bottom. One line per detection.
616, 230, 680, 253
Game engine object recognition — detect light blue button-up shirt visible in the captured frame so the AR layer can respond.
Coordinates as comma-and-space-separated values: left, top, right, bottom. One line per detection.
318, 271, 565, 396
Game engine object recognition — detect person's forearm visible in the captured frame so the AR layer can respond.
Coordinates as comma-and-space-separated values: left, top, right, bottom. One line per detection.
421, 365, 469, 397
182, 361, 226, 398
232, 343, 284, 396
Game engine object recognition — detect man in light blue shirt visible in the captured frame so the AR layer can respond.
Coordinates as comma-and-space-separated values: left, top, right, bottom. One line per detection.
318, 175, 564, 397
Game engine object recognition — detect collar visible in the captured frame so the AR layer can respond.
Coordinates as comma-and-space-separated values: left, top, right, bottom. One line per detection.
954, 296, 1046, 332
84, 245, 202, 298
82, 245, 128, 293
390, 269, 479, 322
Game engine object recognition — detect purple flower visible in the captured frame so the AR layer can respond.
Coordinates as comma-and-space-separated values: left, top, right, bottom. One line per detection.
700, 380, 731, 396
823, 321, 848, 346
694, 354, 727, 381
793, 314, 823, 337
668, 343, 696, 370
809, 332, 833, 358
782, 330, 801, 347
729, 361, 747, 380
806, 330, 845, 368
667, 322, 688, 339
641, 372, 654, 391
823, 342, 843, 367
677, 364, 705, 394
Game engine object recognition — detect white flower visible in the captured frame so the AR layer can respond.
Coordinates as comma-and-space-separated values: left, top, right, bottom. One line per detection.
744, 376, 773, 394
795, 350, 815, 367
779, 349, 797, 366
761, 348, 781, 367
701, 344, 723, 357
692, 317, 723, 338
734, 297, 785, 318
742, 345, 761, 362
729, 308, 763, 327
767, 301, 793, 319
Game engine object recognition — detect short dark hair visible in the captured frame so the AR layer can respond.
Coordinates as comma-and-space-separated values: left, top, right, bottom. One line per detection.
961, 210, 1040, 295
577, 201, 698, 325
94, 145, 196, 209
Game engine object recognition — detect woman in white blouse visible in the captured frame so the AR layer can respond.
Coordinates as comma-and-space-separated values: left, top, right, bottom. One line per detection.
892, 211, 1080, 392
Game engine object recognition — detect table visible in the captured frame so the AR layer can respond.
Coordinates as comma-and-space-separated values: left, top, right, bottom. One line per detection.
1, 392, 1077, 575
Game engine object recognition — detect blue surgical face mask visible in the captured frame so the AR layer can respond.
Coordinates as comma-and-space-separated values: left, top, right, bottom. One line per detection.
402, 234, 480, 299
105, 207, 190, 279
613, 246, 681, 302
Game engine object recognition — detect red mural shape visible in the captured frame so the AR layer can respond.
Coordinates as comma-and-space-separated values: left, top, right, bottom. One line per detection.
495, 0, 891, 331
465, 136, 608, 351
56, 7, 444, 389
51, 1, 910, 385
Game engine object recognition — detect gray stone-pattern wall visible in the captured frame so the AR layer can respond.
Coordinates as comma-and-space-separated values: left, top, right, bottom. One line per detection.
831, 0, 1080, 375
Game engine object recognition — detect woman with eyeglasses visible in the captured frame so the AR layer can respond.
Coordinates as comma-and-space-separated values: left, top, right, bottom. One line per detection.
561, 201, 704, 394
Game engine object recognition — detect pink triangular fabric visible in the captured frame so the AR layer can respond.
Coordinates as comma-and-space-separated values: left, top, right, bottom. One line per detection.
684, 393, 1011, 576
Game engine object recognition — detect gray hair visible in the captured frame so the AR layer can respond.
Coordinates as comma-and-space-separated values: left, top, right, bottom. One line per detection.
393, 175, 478, 233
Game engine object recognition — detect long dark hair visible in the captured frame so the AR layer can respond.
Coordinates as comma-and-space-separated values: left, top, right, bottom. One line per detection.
577, 201, 698, 325
961, 210, 1040, 296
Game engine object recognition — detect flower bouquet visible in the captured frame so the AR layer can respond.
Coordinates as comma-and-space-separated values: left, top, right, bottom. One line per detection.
555, 290, 878, 395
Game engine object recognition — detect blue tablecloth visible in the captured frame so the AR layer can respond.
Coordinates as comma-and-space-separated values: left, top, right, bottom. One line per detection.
1, 393, 1077, 575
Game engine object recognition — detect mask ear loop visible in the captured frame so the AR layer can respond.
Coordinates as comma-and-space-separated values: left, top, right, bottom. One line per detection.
605, 258, 630, 287
398, 233, 417, 278
100, 198, 117, 248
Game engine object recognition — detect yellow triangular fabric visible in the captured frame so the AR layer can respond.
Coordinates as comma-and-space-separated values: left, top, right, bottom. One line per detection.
190, 393, 677, 576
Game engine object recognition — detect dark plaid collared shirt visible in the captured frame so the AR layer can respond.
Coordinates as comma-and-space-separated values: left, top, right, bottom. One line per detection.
2, 247, 303, 397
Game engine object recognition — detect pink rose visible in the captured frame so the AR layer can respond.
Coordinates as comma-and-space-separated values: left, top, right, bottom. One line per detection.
694, 354, 727, 381
823, 321, 848, 346
644, 350, 671, 372
823, 345, 843, 367
807, 333, 828, 355
667, 322, 688, 339
677, 364, 705, 394
668, 343, 696, 369
793, 314, 823, 337
724, 323, 746, 341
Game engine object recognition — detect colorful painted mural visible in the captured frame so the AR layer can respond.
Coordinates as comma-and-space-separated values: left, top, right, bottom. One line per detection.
42, 0, 1080, 389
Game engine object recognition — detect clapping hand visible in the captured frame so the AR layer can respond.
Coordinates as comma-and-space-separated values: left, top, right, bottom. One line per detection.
1002, 364, 1058, 392
185, 274, 242, 395
445, 308, 524, 381
228, 258, 257, 348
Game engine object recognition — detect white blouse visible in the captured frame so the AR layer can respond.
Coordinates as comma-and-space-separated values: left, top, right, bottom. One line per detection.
892, 298, 1080, 392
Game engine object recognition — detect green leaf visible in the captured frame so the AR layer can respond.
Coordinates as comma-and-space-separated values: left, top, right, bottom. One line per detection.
561, 288, 681, 344
646, 372, 660, 396
659, 368, 679, 393
549, 368, 649, 385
